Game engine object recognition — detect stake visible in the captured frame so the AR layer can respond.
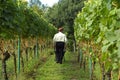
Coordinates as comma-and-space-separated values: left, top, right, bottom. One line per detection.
2, 60, 8, 80
80, 49, 83, 67
17, 36, 20, 73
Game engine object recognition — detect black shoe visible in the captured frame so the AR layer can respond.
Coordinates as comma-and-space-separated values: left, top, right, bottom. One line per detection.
56, 61, 59, 63
59, 62, 62, 64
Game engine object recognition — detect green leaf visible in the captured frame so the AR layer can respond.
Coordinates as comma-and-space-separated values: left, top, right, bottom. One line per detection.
116, 9, 120, 18
102, 42, 113, 52
105, 61, 112, 71
102, 39, 109, 45
115, 21, 120, 29
109, 8, 116, 16
96, 36, 102, 43
105, 30, 117, 42
102, 44, 109, 52
117, 41, 120, 58
114, 29, 120, 41
101, 52, 109, 62
112, 63, 118, 70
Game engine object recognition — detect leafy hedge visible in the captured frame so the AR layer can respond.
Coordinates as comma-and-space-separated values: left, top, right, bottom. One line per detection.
0, 0, 56, 39
74, 0, 120, 79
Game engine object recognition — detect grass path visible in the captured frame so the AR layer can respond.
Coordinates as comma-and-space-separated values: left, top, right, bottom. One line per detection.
33, 51, 89, 80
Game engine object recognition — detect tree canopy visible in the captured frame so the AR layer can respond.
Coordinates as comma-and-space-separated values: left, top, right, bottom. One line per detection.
44, 0, 86, 51
45, 0, 86, 38
0, 0, 56, 39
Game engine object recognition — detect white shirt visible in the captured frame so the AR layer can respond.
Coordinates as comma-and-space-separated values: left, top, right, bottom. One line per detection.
53, 32, 67, 43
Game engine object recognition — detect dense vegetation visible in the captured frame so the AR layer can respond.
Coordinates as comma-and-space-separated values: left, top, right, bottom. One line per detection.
0, 0, 120, 80
0, 0, 56, 38
44, 0, 86, 51
74, 0, 120, 79
0, 0, 56, 80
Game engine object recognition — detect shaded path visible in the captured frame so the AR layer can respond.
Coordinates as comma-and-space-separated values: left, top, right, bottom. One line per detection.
34, 52, 89, 80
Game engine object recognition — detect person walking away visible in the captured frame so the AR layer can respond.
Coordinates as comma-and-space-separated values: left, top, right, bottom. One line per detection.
53, 27, 67, 64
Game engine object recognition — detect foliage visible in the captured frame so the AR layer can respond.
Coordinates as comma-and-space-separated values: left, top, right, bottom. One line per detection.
44, 0, 86, 51
44, 0, 86, 35
36, 52, 89, 80
74, 0, 120, 75
0, 0, 56, 39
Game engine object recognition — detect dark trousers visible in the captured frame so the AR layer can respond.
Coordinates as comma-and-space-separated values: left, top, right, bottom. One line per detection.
55, 42, 65, 63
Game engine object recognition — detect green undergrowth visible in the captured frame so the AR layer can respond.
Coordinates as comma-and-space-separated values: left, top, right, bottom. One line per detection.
16, 48, 53, 80
94, 63, 118, 80
1, 50, 117, 80
1, 49, 109, 80
0, 48, 53, 80
34, 51, 90, 80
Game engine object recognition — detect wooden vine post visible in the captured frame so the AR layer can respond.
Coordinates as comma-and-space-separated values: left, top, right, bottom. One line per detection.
12, 52, 17, 77
2, 51, 10, 80
80, 49, 83, 68
101, 62, 105, 80
2, 60, 8, 80
1, 40, 10, 80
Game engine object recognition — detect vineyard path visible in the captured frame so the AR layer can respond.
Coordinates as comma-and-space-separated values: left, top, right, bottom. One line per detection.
24, 51, 89, 80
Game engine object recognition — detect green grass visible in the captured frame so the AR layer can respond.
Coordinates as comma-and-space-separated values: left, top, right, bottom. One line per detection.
34, 51, 89, 80
94, 63, 118, 80
2, 49, 118, 80
0, 48, 53, 80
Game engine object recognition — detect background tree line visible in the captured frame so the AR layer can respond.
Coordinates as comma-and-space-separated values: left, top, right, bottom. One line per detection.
44, 0, 87, 51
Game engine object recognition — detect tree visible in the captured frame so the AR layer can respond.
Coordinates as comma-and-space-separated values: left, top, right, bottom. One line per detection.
29, 0, 41, 7
44, 0, 86, 51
